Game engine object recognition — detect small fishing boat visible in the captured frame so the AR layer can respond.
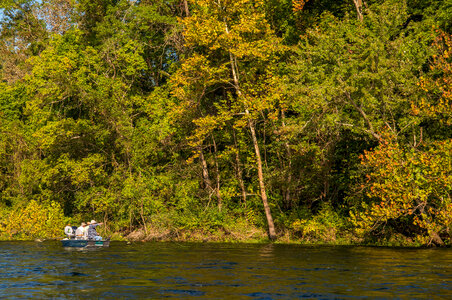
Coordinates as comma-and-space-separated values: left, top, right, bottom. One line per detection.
61, 239, 110, 248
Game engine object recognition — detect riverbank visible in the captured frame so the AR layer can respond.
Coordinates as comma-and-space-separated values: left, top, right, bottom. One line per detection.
118, 227, 443, 248
1, 232, 448, 248
0, 203, 448, 247
1, 222, 449, 247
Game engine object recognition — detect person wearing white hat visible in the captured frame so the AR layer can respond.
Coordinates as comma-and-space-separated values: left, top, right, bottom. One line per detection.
75, 222, 86, 240
82, 221, 90, 239
87, 220, 103, 241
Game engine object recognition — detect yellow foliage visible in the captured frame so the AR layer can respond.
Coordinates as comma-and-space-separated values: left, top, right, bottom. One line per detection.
350, 136, 452, 245
0, 200, 65, 240
413, 31, 452, 125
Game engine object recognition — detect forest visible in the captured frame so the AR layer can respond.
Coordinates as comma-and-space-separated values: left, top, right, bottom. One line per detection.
0, 0, 450, 246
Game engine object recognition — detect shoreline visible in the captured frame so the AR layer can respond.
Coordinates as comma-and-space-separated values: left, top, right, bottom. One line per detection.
1, 229, 448, 248
0, 239, 448, 249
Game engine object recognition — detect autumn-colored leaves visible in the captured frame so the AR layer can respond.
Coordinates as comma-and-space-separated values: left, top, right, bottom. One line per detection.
352, 32, 452, 245
415, 31, 452, 125
352, 136, 451, 245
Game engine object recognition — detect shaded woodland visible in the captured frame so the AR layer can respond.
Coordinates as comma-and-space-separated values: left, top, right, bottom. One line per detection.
0, 0, 451, 246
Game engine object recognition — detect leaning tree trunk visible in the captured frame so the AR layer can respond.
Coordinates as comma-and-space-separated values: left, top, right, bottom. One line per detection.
247, 118, 277, 240
225, 21, 276, 239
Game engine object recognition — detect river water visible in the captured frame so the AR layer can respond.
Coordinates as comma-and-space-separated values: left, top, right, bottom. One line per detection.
0, 241, 451, 299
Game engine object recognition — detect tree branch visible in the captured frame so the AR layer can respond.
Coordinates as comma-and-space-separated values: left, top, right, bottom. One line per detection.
344, 91, 382, 141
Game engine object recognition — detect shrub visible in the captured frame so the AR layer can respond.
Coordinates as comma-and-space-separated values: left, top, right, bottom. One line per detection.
0, 200, 65, 240
291, 203, 346, 243
350, 137, 452, 246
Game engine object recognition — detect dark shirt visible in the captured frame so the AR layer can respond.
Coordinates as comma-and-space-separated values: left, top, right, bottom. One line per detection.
87, 224, 100, 240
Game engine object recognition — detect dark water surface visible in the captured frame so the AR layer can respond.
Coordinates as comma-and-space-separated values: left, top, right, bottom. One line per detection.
0, 241, 451, 299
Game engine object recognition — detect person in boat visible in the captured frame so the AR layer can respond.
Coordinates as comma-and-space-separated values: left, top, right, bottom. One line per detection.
75, 222, 86, 240
87, 220, 103, 241
64, 224, 74, 239
82, 221, 90, 240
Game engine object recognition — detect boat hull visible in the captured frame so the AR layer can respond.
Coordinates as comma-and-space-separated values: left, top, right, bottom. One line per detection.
61, 239, 110, 248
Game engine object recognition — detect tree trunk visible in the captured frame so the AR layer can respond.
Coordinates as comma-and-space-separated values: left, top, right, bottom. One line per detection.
211, 135, 222, 210
429, 231, 445, 246
352, 0, 364, 21
183, 0, 190, 17
141, 200, 148, 236
225, 18, 276, 240
248, 118, 277, 240
199, 146, 214, 194
233, 128, 247, 205
281, 110, 292, 208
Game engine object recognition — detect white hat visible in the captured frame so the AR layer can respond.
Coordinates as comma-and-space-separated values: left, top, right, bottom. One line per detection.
91, 220, 97, 224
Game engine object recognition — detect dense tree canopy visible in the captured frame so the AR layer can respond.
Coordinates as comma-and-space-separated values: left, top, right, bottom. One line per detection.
0, 0, 450, 246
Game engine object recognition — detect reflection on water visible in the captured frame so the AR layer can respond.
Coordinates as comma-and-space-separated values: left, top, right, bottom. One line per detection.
258, 243, 275, 259
0, 241, 451, 298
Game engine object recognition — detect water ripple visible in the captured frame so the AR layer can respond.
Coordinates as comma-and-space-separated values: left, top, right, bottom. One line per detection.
0, 242, 450, 299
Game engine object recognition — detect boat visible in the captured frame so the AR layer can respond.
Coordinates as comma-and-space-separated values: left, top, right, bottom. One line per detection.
61, 238, 110, 248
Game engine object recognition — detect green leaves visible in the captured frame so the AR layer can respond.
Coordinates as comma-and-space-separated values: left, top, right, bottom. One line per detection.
286, 0, 434, 147
0, 0, 450, 244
